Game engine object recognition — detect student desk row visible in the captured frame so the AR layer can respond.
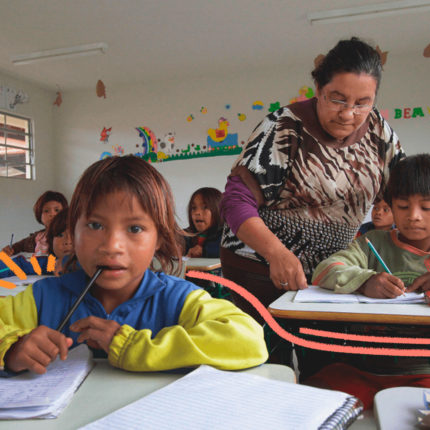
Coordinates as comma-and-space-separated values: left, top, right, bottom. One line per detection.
0, 362, 295, 430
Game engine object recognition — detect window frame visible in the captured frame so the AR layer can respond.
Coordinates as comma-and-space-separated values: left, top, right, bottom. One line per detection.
0, 110, 35, 180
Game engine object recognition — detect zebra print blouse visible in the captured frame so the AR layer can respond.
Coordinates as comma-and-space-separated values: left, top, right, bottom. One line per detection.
221, 98, 405, 278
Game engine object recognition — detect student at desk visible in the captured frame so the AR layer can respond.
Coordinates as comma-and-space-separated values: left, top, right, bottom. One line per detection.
0, 156, 267, 376
308, 154, 430, 410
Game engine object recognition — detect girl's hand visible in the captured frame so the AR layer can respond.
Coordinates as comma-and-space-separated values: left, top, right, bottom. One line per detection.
5, 326, 73, 374
359, 273, 405, 298
266, 246, 308, 291
1, 246, 13, 256
187, 245, 203, 258
407, 272, 430, 293
70, 316, 121, 353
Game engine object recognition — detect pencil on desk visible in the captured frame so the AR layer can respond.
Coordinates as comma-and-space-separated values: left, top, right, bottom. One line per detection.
365, 238, 392, 274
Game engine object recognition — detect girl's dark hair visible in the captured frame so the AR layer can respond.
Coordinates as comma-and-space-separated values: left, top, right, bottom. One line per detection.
384, 154, 430, 206
33, 191, 68, 224
68, 155, 183, 275
311, 37, 382, 93
187, 187, 223, 234
46, 208, 69, 255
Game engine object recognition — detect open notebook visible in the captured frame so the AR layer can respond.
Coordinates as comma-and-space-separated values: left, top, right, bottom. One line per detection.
80, 365, 362, 430
0, 344, 93, 419
294, 285, 425, 304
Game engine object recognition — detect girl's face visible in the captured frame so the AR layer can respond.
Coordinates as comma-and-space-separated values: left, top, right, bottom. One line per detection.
371, 200, 394, 230
52, 230, 73, 261
392, 194, 430, 251
190, 194, 213, 233
315, 72, 376, 142
74, 191, 160, 304
41, 201, 63, 227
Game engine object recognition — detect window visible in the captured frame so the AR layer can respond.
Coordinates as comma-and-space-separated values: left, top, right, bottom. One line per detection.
0, 111, 34, 179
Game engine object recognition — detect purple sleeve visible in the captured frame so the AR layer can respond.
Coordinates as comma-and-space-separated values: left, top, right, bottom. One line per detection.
220, 175, 260, 235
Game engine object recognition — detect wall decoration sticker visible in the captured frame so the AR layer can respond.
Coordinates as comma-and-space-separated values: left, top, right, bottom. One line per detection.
268, 101, 280, 112
187, 114, 194, 122
136, 126, 157, 154
200, 107, 207, 114
289, 86, 314, 104
96, 79, 106, 98
252, 101, 264, 110
100, 151, 112, 160
100, 127, 112, 144
158, 132, 176, 156
225, 104, 231, 110
113, 145, 124, 155
207, 117, 239, 149
53, 91, 62, 107
237, 113, 246, 121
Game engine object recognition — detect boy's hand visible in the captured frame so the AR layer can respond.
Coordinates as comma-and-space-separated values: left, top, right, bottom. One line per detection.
5, 326, 73, 374
1, 245, 13, 256
70, 316, 120, 353
360, 273, 406, 298
407, 272, 430, 293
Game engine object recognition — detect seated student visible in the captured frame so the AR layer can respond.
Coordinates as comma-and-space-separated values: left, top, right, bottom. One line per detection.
45, 208, 73, 276
0, 155, 267, 375
183, 187, 223, 258
356, 197, 395, 238
308, 154, 430, 410
0, 208, 72, 278
2, 190, 68, 256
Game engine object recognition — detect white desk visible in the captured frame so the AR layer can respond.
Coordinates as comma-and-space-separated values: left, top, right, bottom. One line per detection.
0, 275, 49, 297
269, 291, 430, 324
374, 386, 428, 430
184, 257, 221, 272
0, 362, 295, 429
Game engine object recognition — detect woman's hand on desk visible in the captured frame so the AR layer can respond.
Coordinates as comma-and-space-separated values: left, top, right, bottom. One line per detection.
359, 273, 406, 298
5, 325, 73, 374
186, 245, 203, 258
266, 246, 308, 291
70, 316, 120, 353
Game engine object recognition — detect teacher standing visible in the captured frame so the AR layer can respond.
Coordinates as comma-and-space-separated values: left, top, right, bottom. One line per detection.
220, 37, 405, 324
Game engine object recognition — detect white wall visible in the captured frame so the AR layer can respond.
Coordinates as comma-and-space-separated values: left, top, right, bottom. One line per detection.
0, 72, 58, 245
52, 53, 430, 227
2, 51, 429, 241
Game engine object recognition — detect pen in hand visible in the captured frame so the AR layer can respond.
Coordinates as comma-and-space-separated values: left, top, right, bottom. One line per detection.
57, 266, 105, 332
365, 237, 405, 296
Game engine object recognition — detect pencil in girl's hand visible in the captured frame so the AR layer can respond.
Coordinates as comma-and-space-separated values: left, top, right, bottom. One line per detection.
365, 237, 392, 274
57, 266, 105, 332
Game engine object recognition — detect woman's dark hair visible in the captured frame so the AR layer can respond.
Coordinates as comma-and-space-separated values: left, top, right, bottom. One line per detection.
68, 155, 183, 275
46, 208, 69, 255
311, 37, 382, 93
33, 191, 68, 224
187, 187, 223, 234
384, 154, 430, 206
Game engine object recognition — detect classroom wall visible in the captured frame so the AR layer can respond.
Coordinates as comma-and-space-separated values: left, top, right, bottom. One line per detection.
0, 71, 58, 245
52, 51, 430, 227
1, 49, 429, 242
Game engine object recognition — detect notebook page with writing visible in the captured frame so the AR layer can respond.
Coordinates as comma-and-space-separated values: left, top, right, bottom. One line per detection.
0, 344, 93, 419
80, 365, 361, 430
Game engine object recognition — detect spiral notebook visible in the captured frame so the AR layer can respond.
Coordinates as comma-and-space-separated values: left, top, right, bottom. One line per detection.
80, 365, 363, 430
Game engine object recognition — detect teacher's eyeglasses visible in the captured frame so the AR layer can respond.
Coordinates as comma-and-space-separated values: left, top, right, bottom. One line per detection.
323, 94, 373, 115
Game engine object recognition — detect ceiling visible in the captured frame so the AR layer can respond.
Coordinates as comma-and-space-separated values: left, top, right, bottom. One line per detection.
0, 0, 429, 91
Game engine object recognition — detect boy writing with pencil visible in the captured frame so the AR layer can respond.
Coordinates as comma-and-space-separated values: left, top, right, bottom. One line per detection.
307, 154, 430, 409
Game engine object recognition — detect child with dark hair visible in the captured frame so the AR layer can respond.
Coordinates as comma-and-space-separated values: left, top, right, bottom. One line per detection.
2, 191, 68, 256
184, 187, 223, 258
1, 208, 72, 278
356, 197, 395, 237
1, 156, 267, 375
308, 153, 430, 410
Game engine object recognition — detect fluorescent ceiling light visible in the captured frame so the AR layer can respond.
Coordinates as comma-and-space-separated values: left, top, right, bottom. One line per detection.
11, 42, 108, 65
308, 0, 430, 24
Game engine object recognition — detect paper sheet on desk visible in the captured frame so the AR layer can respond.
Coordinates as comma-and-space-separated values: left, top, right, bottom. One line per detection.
294, 285, 425, 304
0, 344, 93, 419
80, 365, 360, 430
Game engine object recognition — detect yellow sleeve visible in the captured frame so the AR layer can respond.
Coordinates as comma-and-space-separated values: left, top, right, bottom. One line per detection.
108, 289, 268, 372
0, 286, 38, 369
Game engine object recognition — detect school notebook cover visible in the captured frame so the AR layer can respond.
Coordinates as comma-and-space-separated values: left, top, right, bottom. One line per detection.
80, 365, 363, 430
